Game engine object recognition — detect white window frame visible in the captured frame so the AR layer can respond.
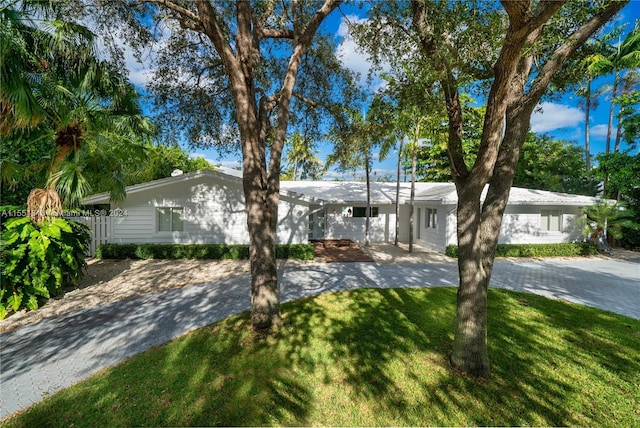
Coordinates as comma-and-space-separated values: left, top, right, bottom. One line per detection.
426, 208, 437, 229
540, 209, 561, 232
157, 207, 184, 232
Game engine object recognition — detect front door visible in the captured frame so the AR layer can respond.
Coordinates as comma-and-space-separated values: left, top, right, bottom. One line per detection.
308, 207, 325, 240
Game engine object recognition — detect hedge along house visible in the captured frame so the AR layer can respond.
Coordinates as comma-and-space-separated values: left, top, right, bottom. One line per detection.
81, 167, 601, 254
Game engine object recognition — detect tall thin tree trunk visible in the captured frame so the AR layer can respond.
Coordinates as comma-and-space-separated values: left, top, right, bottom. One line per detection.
606, 69, 620, 153
585, 77, 592, 171
408, 137, 418, 253
365, 152, 371, 247
394, 137, 404, 246
614, 73, 631, 153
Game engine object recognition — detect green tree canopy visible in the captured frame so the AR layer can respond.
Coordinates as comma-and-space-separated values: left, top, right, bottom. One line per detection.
513, 134, 598, 195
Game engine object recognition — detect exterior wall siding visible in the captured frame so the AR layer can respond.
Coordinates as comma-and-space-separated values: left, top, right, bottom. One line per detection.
498, 205, 584, 244
414, 204, 450, 252
109, 175, 308, 245
323, 204, 397, 243
441, 205, 586, 248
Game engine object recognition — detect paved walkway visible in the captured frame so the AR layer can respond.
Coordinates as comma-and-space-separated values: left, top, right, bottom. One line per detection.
1, 257, 638, 420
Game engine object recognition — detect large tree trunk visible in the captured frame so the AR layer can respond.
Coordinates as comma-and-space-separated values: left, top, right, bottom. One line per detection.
450, 185, 491, 377
195, 0, 341, 331
236, 100, 281, 330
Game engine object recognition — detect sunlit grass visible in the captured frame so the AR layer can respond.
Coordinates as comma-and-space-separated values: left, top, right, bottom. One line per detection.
3, 288, 639, 427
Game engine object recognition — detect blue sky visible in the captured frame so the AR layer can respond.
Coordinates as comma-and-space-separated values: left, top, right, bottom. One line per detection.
123, 2, 640, 180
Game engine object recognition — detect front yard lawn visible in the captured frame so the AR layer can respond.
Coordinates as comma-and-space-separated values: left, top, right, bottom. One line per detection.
4, 287, 639, 427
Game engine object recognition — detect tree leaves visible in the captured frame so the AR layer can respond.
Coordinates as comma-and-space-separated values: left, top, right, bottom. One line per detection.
0, 216, 89, 319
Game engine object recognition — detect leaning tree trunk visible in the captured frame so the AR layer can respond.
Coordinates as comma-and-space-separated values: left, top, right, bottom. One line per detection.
450, 100, 534, 378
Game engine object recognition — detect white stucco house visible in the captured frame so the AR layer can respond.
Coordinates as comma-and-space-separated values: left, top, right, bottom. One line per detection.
80, 167, 600, 254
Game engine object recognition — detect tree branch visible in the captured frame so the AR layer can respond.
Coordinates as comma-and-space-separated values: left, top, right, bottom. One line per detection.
500, 0, 531, 26
525, 0, 628, 107
131, 0, 199, 23
194, 0, 239, 76
411, 0, 468, 181
292, 92, 319, 108
261, 28, 295, 39
267, 0, 342, 183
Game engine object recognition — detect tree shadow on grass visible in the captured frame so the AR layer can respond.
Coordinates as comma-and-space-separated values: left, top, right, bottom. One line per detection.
281, 287, 639, 426
8, 311, 314, 427
8, 287, 639, 426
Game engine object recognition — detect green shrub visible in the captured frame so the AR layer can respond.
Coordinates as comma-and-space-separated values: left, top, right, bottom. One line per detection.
0, 217, 90, 319
96, 243, 315, 260
445, 242, 598, 258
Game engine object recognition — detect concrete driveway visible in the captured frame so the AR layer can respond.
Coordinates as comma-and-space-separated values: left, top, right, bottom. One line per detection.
1, 254, 638, 420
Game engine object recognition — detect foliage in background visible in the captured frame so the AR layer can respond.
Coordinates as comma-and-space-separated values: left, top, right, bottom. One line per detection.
591, 152, 640, 248
580, 200, 640, 247
0, 134, 51, 206
1, 1, 156, 210
0, 216, 90, 319
1, 140, 215, 204
614, 85, 640, 147
95, 243, 315, 261
513, 133, 598, 195
281, 132, 324, 181
445, 242, 598, 258
117, 142, 214, 187
407, 101, 484, 183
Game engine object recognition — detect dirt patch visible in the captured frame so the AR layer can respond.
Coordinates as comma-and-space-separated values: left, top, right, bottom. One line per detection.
0, 257, 317, 333
311, 240, 374, 263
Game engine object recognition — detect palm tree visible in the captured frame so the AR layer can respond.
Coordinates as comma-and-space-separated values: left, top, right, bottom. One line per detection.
1, 1, 154, 221
586, 24, 640, 153
0, 1, 96, 134
580, 201, 640, 250
578, 53, 608, 171
284, 132, 321, 181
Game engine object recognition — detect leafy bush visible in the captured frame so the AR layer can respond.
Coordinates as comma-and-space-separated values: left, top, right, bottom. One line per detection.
445, 242, 598, 258
96, 243, 315, 260
0, 217, 90, 319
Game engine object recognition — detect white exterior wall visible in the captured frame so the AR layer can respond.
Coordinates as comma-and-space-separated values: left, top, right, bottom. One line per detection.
414, 204, 450, 252
442, 205, 585, 248
323, 204, 397, 243
498, 205, 584, 244
109, 175, 308, 245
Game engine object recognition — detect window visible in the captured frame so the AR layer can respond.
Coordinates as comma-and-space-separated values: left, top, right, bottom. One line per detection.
540, 210, 561, 232
157, 207, 184, 232
344, 206, 378, 217
426, 208, 437, 228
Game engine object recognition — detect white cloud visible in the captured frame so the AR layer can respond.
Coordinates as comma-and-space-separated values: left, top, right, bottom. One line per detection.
530, 102, 584, 133
335, 15, 390, 89
215, 160, 243, 170
590, 124, 616, 138
189, 152, 218, 164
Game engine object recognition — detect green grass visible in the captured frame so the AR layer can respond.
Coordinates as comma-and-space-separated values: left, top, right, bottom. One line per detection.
4, 288, 639, 427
